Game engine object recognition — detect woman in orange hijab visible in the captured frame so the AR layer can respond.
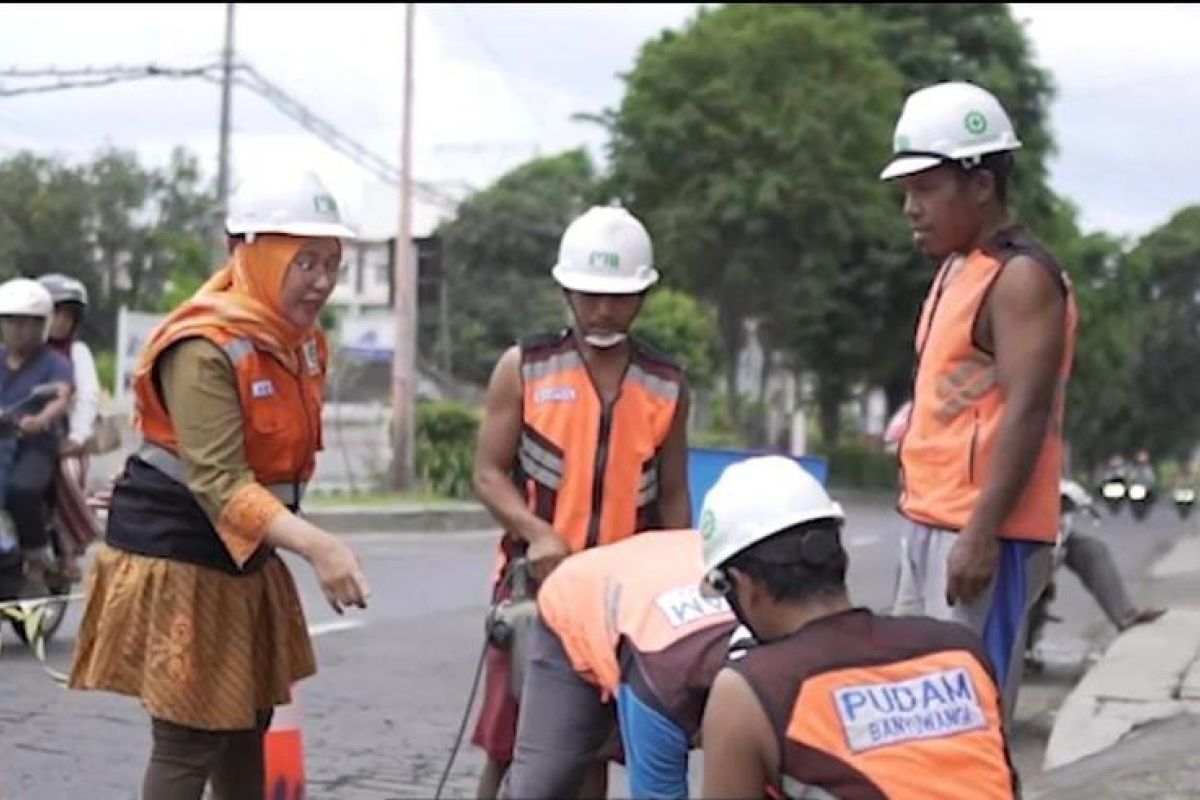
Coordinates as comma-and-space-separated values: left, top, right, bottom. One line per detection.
70, 172, 370, 800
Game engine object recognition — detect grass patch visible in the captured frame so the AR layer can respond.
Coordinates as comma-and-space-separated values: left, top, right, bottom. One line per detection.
304, 489, 455, 508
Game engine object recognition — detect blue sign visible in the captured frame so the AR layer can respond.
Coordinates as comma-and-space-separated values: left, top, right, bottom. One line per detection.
687, 446, 829, 522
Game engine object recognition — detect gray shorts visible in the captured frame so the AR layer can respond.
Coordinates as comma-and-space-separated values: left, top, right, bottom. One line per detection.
500, 619, 616, 800
892, 522, 1053, 720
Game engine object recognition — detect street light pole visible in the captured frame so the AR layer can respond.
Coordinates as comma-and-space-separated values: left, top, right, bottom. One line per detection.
390, 2, 417, 491
214, 2, 236, 262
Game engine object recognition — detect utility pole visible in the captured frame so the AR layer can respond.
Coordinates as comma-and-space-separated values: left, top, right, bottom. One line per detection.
214, 2, 236, 263
390, 2, 417, 491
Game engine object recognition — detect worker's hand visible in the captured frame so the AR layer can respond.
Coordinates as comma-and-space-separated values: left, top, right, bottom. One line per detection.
59, 438, 85, 458
945, 526, 999, 607
526, 527, 570, 582
308, 532, 371, 614
18, 416, 46, 436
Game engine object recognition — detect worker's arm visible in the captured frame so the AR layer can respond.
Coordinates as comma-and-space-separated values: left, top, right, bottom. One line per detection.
656, 381, 692, 529
473, 346, 567, 579
701, 668, 776, 800
617, 683, 692, 799
949, 256, 1067, 605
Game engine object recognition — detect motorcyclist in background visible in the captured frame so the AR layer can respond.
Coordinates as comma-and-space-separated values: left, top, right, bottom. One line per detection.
0, 278, 74, 597
1130, 450, 1158, 493
38, 273, 102, 580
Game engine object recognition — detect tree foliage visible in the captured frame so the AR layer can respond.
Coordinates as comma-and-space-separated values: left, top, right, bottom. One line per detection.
0, 147, 215, 348
432, 149, 600, 385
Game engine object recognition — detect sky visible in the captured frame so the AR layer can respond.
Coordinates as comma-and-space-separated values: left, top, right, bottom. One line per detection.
0, 3, 1196, 242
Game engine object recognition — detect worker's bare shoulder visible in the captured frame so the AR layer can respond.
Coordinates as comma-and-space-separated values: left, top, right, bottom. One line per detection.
992, 252, 1067, 315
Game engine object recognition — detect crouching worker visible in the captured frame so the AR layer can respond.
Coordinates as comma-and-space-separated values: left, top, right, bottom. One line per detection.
502, 526, 746, 800
700, 456, 1019, 800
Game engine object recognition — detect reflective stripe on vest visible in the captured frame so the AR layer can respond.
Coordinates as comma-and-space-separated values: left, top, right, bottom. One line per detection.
514, 332, 682, 555
137, 442, 307, 508
134, 327, 327, 489
899, 229, 1077, 542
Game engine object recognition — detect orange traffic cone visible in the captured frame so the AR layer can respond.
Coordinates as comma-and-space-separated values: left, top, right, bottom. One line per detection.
264, 686, 306, 800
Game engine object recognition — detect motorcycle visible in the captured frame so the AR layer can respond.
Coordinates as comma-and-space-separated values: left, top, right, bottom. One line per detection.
1173, 486, 1196, 520
1127, 480, 1157, 522
0, 384, 85, 645
1098, 473, 1127, 516
1026, 478, 1100, 670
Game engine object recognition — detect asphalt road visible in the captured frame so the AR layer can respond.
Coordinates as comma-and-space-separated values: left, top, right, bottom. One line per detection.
0, 497, 1185, 798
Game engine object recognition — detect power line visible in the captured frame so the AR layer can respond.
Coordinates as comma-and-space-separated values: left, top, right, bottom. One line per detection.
222, 63, 459, 210
450, 4, 552, 139
0, 60, 463, 212
0, 64, 221, 98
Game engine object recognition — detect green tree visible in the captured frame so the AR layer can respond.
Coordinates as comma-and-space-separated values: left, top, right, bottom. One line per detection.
820, 3, 1078, 414
596, 4, 904, 446
434, 149, 600, 385
1060, 232, 1137, 470
0, 147, 214, 349
1120, 207, 1200, 461
633, 288, 719, 389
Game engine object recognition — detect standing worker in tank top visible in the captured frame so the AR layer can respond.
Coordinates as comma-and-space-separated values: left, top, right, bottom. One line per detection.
879, 81, 1078, 718
471, 203, 693, 798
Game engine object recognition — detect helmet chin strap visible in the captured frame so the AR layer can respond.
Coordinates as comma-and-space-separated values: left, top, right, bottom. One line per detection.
583, 332, 627, 349
564, 294, 630, 350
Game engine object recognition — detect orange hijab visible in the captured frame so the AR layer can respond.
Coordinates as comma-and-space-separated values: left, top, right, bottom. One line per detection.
133, 235, 316, 381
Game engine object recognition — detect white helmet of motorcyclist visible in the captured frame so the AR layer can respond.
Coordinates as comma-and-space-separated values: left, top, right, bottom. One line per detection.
0, 277, 54, 342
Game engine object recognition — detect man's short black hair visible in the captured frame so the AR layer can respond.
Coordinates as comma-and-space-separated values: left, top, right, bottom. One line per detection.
954, 151, 1013, 205
726, 518, 848, 604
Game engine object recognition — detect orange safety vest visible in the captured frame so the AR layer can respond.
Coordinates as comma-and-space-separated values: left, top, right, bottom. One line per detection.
899, 226, 1077, 542
734, 609, 1016, 800
538, 529, 735, 707
134, 326, 327, 487
495, 330, 684, 581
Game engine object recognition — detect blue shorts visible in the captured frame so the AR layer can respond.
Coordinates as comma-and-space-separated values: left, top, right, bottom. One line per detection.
617, 682, 691, 800
892, 522, 1053, 719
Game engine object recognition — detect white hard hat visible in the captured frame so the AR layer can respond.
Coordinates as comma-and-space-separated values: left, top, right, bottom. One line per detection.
38, 273, 88, 308
226, 170, 356, 241
880, 81, 1022, 181
551, 205, 659, 295
0, 277, 54, 341
699, 455, 844, 592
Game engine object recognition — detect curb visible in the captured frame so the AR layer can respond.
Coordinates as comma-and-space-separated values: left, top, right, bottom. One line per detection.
304, 505, 497, 534
1042, 531, 1200, 772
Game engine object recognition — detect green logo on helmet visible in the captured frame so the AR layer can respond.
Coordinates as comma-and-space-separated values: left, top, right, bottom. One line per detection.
588, 250, 620, 270
313, 193, 338, 215
700, 509, 717, 541
964, 111, 988, 136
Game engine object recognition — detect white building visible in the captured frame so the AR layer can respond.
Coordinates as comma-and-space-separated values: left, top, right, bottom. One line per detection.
330, 181, 459, 314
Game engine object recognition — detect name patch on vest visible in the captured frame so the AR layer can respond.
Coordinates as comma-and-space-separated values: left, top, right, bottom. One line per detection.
303, 339, 321, 376
534, 386, 577, 404
834, 667, 987, 753
654, 585, 730, 628
251, 379, 275, 399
